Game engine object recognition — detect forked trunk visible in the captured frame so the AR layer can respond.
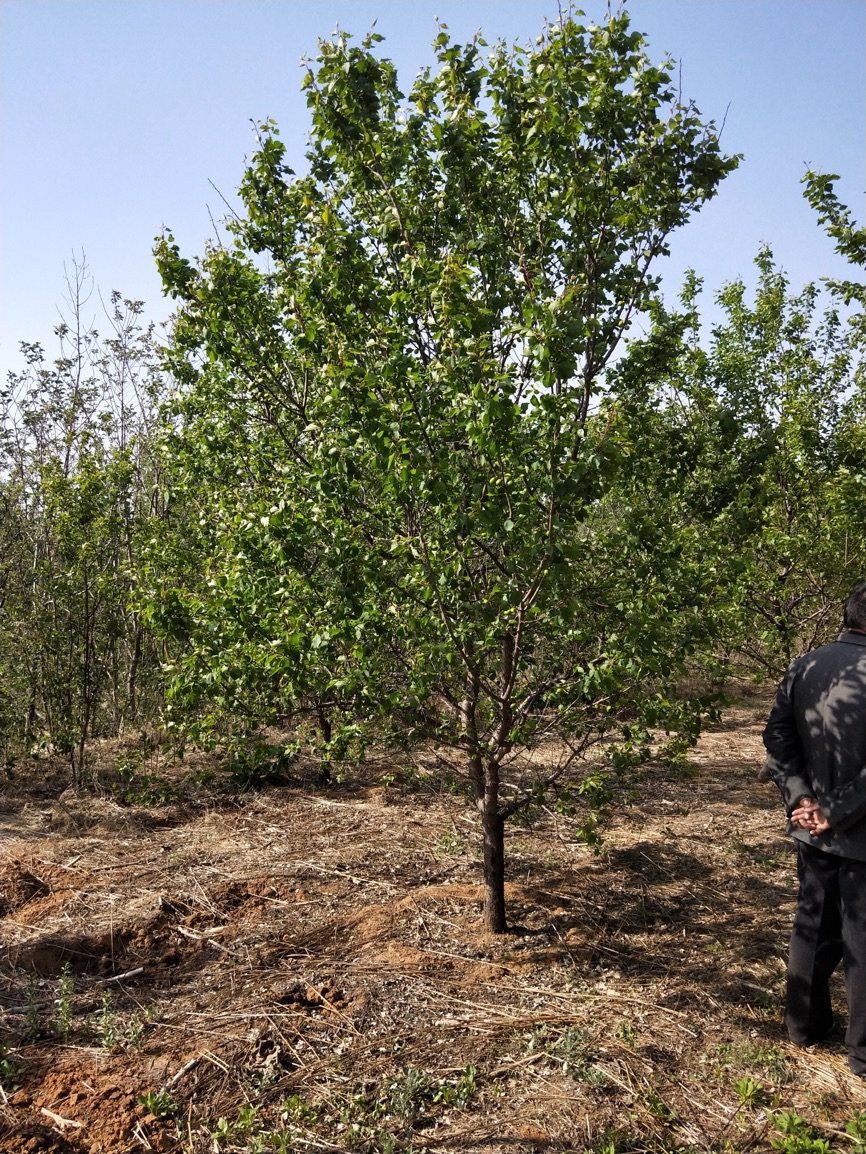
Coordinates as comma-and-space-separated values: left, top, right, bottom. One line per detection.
481, 804, 507, 933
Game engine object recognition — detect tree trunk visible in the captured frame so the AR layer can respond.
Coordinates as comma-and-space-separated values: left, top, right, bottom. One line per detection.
316, 701, 332, 785
25, 682, 37, 746
480, 803, 507, 933
460, 673, 508, 932
126, 621, 143, 723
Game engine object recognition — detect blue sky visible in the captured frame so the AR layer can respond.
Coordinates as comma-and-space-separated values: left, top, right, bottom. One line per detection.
1, 0, 864, 378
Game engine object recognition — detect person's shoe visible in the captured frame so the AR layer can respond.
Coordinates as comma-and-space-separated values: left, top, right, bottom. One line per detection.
788, 1018, 838, 1047
813, 1021, 844, 1046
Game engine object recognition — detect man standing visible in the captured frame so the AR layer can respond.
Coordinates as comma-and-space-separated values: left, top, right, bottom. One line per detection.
763, 582, 866, 1076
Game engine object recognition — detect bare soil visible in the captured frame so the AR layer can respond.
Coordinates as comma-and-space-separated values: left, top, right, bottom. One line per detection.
2, 693, 865, 1153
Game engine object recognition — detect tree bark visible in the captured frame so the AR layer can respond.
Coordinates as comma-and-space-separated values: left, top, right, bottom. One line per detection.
458, 669, 507, 931
316, 701, 332, 785
480, 802, 507, 933
126, 621, 142, 723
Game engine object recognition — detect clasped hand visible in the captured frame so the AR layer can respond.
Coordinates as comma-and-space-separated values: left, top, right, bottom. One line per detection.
791, 797, 831, 835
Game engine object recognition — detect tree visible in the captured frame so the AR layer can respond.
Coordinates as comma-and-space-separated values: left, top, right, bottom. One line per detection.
150, 12, 737, 930
609, 236, 865, 679
0, 259, 166, 781
801, 170, 866, 308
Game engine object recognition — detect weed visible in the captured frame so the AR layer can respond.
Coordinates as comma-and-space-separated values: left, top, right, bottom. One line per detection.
320, 1089, 392, 1147
453, 1063, 479, 1108
97, 987, 120, 1049
211, 1116, 234, 1144
0, 1043, 19, 1091
433, 828, 463, 856
525, 1024, 550, 1053
380, 764, 430, 792
615, 1021, 636, 1044
139, 1090, 180, 1120
585, 1122, 643, 1154
279, 1094, 321, 1126
186, 765, 215, 789
402, 764, 423, 789
847, 1112, 866, 1153
271, 1064, 480, 1150
726, 831, 777, 867
55, 962, 74, 1042
575, 1062, 609, 1087
235, 1104, 261, 1134
771, 1111, 832, 1153
711, 1039, 791, 1086
669, 761, 699, 782
125, 1007, 145, 1050
524, 1024, 606, 1086
734, 1075, 767, 1108
639, 1089, 679, 1123
433, 1064, 478, 1108
589, 1141, 618, 1154
268, 1133, 294, 1154
439, 771, 471, 797
389, 1066, 431, 1122
554, 1029, 602, 1083
552, 1026, 590, 1059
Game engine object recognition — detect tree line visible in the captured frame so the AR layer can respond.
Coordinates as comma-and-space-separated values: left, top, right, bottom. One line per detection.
1, 12, 863, 930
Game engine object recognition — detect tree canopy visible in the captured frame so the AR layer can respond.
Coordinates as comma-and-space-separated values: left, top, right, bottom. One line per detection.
148, 11, 740, 931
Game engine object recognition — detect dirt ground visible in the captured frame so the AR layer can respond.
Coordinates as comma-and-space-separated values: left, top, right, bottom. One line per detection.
2, 693, 866, 1153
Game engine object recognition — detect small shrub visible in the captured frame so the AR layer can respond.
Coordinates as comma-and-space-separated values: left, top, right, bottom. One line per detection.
113, 755, 181, 806
55, 962, 74, 1042
388, 1066, 431, 1122
224, 741, 297, 789
96, 987, 120, 1049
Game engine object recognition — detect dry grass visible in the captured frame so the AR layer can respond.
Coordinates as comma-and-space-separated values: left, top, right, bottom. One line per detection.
2, 692, 865, 1153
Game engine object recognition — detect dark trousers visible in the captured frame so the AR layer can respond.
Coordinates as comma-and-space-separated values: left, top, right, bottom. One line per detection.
787, 841, 866, 1073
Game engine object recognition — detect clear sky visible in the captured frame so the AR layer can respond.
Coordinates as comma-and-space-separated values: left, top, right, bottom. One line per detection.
1, 0, 864, 378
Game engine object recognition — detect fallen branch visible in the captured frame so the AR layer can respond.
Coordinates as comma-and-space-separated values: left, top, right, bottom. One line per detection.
98, 966, 145, 984
207, 938, 240, 956
41, 1107, 85, 1131
176, 925, 226, 941
161, 1054, 201, 1092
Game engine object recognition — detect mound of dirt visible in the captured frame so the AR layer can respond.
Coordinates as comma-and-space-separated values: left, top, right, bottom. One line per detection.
2, 1055, 175, 1153
0, 863, 50, 917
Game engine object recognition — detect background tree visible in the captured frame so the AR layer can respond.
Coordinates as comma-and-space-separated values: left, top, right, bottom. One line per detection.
610, 221, 865, 679
0, 260, 165, 781
150, 12, 737, 930
801, 170, 866, 309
